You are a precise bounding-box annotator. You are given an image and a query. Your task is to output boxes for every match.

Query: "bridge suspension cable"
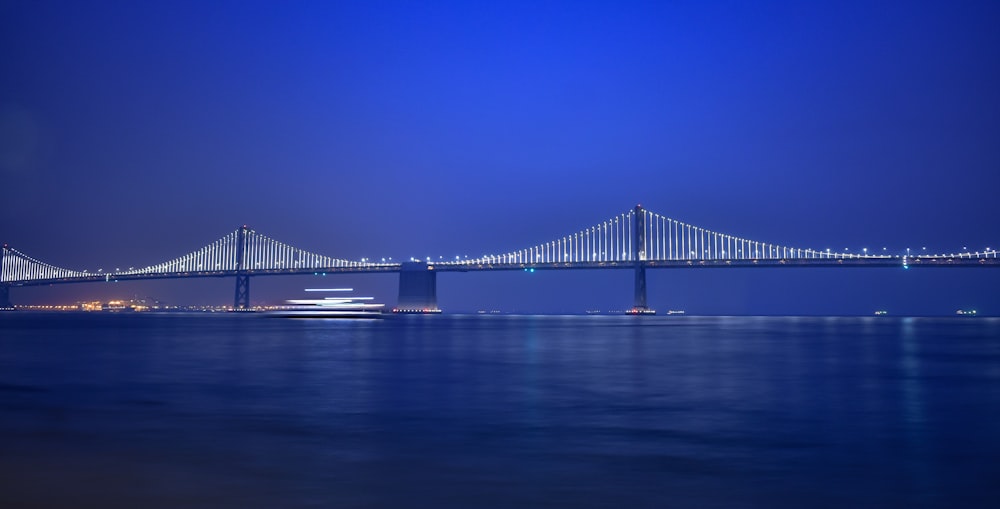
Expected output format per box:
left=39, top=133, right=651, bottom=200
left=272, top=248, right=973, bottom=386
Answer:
left=2, top=210, right=997, bottom=285
left=1, top=245, right=88, bottom=283
left=2, top=227, right=394, bottom=285
left=438, top=210, right=641, bottom=266
left=439, top=210, right=639, bottom=266
left=118, top=227, right=391, bottom=276
left=441, top=206, right=909, bottom=267
left=638, top=209, right=890, bottom=262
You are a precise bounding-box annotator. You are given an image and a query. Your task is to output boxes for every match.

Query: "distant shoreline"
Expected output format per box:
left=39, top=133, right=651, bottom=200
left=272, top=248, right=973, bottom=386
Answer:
left=1, top=309, right=994, bottom=319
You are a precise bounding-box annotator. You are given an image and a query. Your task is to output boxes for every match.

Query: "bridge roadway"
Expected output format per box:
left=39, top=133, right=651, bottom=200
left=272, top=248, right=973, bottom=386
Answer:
left=7, top=254, right=998, bottom=286
left=3, top=255, right=996, bottom=312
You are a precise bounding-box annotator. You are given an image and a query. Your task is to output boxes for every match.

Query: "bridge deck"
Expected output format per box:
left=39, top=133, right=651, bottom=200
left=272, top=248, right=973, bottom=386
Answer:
left=5, top=256, right=996, bottom=287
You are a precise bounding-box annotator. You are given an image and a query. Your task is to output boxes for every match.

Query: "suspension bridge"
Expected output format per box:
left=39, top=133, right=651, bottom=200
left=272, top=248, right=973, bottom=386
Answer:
left=2, top=205, right=997, bottom=312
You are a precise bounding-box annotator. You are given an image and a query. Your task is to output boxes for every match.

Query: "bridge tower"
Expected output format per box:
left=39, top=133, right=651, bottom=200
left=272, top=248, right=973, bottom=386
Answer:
left=396, top=262, right=439, bottom=312
left=632, top=204, right=651, bottom=313
left=0, top=245, right=12, bottom=310
left=233, top=225, right=251, bottom=310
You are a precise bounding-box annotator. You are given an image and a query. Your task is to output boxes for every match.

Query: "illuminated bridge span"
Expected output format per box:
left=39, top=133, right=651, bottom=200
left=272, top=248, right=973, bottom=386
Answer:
left=2, top=205, right=997, bottom=311
left=440, top=208, right=912, bottom=265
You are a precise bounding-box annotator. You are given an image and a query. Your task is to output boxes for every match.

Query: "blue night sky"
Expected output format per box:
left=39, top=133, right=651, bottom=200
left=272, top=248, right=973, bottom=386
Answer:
left=1, top=0, right=998, bottom=314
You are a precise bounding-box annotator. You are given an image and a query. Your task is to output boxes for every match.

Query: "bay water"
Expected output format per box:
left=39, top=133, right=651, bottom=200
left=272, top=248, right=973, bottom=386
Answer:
left=1, top=313, right=998, bottom=508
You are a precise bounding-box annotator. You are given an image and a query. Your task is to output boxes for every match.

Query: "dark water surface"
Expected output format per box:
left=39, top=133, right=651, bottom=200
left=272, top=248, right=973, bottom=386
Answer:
left=2, top=313, right=999, bottom=508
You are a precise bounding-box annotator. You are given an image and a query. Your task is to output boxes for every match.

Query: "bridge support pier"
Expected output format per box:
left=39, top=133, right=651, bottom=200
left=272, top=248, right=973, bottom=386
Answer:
left=234, top=275, right=251, bottom=310
left=0, top=285, right=13, bottom=311
left=395, top=262, right=439, bottom=313
left=633, top=265, right=648, bottom=312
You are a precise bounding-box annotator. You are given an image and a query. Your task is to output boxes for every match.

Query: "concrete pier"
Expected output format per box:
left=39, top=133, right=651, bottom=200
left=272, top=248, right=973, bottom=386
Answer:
left=395, top=262, right=439, bottom=312
left=0, top=285, right=13, bottom=310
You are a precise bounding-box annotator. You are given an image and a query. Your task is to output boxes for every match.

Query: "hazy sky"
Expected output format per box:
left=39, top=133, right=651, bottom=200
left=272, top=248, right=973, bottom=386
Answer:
left=2, top=0, right=998, bottom=314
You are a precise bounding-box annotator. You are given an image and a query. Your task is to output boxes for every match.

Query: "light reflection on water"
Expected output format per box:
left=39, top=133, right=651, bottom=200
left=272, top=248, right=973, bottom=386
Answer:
left=1, top=313, right=999, bottom=508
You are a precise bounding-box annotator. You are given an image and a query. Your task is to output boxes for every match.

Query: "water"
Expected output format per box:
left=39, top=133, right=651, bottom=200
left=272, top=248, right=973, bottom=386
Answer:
left=1, top=313, right=999, bottom=508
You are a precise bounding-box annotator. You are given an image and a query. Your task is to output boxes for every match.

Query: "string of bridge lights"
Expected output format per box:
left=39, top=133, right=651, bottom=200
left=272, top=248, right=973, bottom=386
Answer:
left=2, top=207, right=997, bottom=284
